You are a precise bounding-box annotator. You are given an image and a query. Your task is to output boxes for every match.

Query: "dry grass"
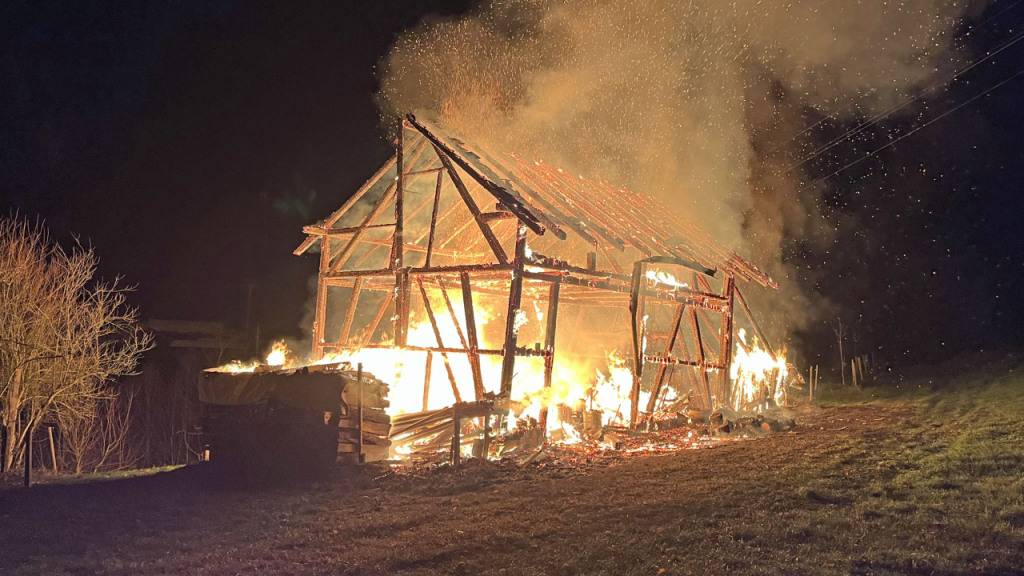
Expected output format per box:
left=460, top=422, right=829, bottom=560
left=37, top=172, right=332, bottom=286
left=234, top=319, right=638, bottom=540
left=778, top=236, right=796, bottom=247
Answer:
left=1, top=365, right=1022, bottom=575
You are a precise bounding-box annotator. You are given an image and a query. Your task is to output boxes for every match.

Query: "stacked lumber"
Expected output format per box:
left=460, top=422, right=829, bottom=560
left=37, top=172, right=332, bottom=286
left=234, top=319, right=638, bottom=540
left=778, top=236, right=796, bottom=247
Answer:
left=389, top=400, right=497, bottom=460
left=337, top=371, right=392, bottom=462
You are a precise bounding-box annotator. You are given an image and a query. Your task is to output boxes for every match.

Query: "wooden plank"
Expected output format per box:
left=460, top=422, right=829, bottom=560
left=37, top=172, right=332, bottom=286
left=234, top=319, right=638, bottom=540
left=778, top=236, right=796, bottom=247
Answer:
left=391, top=127, right=405, bottom=272
left=459, top=272, right=486, bottom=400
left=437, top=277, right=484, bottom=400
left=435, top=148, right=509, bottom=264
left=422, top=352, right=433, bottom=411
left=539, top=279, right=560, bottom=433
left=294, top=153, right=398, bottom=256
left=406, top=114, right=546, bottom=235
left=303, top=223, right=396, bottom=236
left=463, top=139, right=568, bottom=240
left=338, top=418, right=389, bottom=436
left=328, top=140, right=431, bottom=274
left=360, top=291, right=393, bottom=348
left=336, top=277, right=363, bottom=348
left=416, top=278, right=462, bottom=403
left=395, top=269, right=411, bottom=346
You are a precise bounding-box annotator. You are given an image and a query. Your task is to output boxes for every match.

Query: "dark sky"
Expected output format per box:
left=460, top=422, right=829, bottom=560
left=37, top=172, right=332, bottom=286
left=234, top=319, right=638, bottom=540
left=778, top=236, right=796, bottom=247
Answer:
left=2, top=0, right=1023, bottom=368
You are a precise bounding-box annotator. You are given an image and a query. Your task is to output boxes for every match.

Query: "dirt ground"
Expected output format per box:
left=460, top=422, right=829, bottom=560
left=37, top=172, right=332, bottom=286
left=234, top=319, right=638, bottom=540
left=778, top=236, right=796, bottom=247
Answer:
left=2, top=367, right=1023, bottom=575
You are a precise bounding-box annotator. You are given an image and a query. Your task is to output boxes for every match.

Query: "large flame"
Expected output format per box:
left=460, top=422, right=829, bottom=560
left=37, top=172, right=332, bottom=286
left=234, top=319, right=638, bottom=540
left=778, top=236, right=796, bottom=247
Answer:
left=206, top=339, right=291, bottom=374
left=208, top=290, right=791, bottom=458
left=729, top=328, right=788, bottom=411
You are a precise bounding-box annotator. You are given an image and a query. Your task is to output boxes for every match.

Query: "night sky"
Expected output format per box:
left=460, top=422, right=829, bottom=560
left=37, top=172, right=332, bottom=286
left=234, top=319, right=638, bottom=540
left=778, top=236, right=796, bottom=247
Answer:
left=3, top=1, right=1023, bottom=369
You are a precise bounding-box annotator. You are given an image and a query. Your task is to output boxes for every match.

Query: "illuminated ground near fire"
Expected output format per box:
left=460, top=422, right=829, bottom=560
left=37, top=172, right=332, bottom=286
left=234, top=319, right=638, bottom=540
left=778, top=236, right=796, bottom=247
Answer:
left=2, top=360, right=1022, bottom=575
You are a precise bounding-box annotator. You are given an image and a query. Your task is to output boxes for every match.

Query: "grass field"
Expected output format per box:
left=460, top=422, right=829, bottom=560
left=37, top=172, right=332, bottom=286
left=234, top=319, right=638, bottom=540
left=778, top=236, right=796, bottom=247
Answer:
left=2, top=359, right=1022, bottom=575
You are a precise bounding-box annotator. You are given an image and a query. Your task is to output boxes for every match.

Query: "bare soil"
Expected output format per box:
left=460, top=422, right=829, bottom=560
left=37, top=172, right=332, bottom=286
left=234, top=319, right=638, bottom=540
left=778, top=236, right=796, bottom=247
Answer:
left=2, top=369, right=1023, bottom=575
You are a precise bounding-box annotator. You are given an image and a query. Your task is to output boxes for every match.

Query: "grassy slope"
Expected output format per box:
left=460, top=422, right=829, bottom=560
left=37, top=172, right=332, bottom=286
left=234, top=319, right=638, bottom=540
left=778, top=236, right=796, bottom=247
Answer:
left=1, top=365, right=1022, bottom=575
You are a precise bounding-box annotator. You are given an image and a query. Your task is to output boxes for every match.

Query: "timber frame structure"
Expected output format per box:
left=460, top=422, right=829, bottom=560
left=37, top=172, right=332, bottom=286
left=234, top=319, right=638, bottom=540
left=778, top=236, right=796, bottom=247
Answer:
left=295, top=113, right=778, bottom=430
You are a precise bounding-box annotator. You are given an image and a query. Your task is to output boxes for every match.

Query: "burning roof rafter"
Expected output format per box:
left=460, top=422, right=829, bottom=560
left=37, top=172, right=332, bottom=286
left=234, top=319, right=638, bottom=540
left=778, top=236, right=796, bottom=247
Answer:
left=295, top=114, right=777, bottom=290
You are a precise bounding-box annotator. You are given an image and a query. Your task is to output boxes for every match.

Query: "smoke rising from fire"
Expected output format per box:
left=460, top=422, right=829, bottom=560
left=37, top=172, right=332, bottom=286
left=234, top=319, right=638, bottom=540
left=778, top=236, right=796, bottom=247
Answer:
left=377, top=0, right=981, bottom=348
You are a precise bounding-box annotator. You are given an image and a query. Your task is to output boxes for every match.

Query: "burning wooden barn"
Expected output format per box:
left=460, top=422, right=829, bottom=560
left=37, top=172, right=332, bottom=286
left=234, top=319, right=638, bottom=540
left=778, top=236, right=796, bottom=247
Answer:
left=294, top=113, right=786, bottom=459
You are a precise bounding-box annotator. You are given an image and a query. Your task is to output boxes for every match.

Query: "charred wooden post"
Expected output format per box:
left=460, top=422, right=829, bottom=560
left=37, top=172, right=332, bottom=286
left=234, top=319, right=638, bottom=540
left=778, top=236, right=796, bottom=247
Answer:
left=395, top=269, right=411, bottom=347
left=539, top=280, right=561, bottom=433
left=459, top=272, right=486, bottom=400
left=424, top=169, right=444, bottom=268
left=481, top=413, right=491, bottom=458
left=357, top=364, right=365, bottom=464
left=718, top=275, right=736, bottom=406
left=313, top=231, right=332, bottom=359
left=499, top=224, right=528, bottom=397
left=451, top=404, right=461, bottom=466
left=628, top=261, right=645, bottom=429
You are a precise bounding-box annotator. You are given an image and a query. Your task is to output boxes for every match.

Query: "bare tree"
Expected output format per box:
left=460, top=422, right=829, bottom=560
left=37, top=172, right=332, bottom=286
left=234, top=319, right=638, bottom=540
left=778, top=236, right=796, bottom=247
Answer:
left=0, top=217, right=152, bottom=473
left=58, top=388, right=140, bottom=473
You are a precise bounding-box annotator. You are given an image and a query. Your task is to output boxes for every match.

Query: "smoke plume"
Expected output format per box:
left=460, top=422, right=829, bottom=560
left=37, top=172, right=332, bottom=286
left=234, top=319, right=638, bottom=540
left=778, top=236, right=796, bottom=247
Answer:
left=377, top=0, right=980, bottom=348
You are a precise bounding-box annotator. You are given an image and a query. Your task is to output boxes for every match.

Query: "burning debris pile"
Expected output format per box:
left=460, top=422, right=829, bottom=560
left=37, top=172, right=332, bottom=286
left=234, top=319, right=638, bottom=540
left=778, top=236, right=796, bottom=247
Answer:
left=200, top=351, right=393, bottom=469
left=204, top=329, right=795, bottom=469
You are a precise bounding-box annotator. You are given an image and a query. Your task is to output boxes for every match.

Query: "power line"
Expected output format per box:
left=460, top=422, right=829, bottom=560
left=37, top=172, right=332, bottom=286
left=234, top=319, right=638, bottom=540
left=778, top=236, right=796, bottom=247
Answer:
left=810, top=68, right=1024, bottom=185
left=779, top=1, right=1024, bottom=167
left=790, top=25, right=1024, bottom=173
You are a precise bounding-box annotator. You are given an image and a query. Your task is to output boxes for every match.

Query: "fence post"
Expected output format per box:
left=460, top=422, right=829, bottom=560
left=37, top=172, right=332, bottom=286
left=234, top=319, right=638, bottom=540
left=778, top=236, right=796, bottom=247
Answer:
left=47, top=425, right=58, bottom=473
left=24, top=422, right=33, bottom=488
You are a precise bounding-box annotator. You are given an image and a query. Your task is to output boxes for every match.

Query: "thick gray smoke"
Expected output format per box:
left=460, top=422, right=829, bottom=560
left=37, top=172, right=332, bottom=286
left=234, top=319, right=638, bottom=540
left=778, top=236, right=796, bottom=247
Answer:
left=377, top=0, right=981, bottom=347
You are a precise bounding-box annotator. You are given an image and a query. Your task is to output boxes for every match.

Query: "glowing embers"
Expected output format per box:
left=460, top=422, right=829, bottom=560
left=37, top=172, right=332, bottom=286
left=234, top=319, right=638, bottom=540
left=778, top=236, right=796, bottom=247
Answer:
left=645, top=269, right=689, bottom=290
left=205, top=339, right=292, bottom=374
